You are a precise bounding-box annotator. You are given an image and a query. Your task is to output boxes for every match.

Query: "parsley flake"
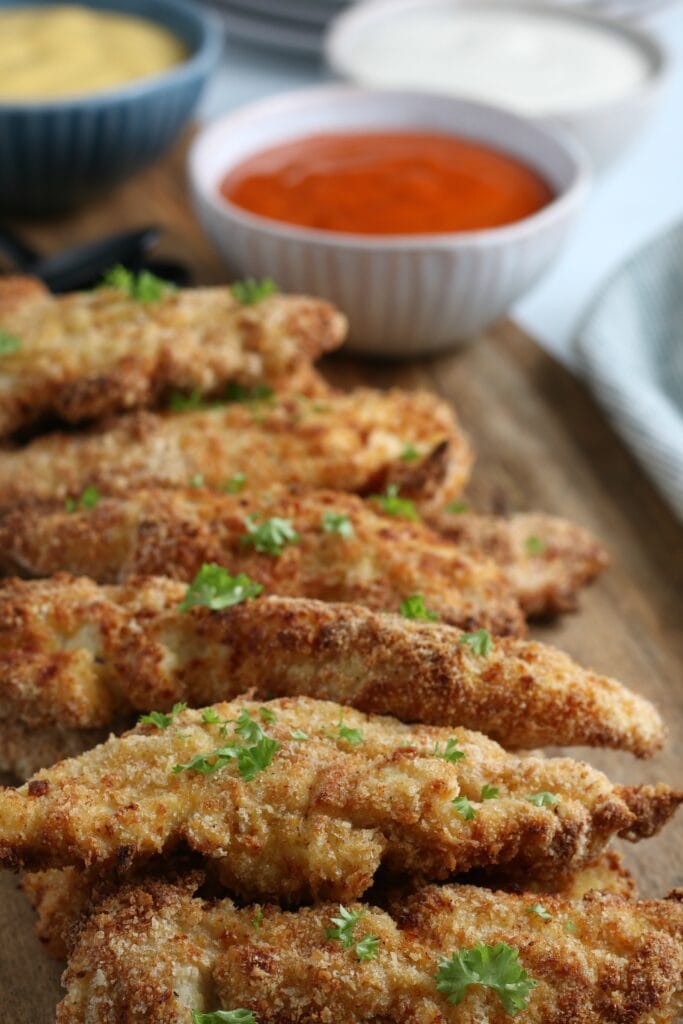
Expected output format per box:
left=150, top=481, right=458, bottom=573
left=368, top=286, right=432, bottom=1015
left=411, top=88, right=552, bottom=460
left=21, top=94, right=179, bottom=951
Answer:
left=436, top=942, right=537, bottom=1015
left=400, top=443, right=420, bottom=462
left=458, top=629, right=493, bottom=657
left=224, top=381, right=274, bottom=404
left=564, top=920, right=577, bottom=934
left=371, top=484, right=419, bottom=521
left=242, top=515, right=299, bottom=556
left=65, top=484, right=101, bottom=512
left=192, top=1011, right=257, bottom=1024
left=399, top=594, right=439, bottom=622
left=322, top=511, right=355, bottom=538
left=432, top=738, right=465, bottom=763
left=356, top=934, right=380, bottom=961
left=179, top=565, right=263, bottom=612
left=139, top=702, right=187, bottom=730
left=525, top=535, right=546, bottom=556
left=336, top=716, right=363, bottom=747
left=189, top=473, right=205, bottom=488
left=101, top=265, right=176, bottom=302
left=234, top=709, right=268, bottom=744
left=202, top=707, right=232, bottom=737
left=168, top=388, right=204, bottom=412
left=173, top=733, right=279, bottom=781
left=290, top=729, right=309, bottom=741
left=526, top=903, right=553, bottom=921
left=325, top=905, right=365, bottom=948
left=445, top=500, right=469, bottom=514
left=0, top=330, right=21, bottom=355
left=251, top=907, right=263, bottom=929
left=259, top=706, right=276, bottom=724
left=481, top=783, right=499, bottom=800
left=452, top=796, right=477, bottom=820
left=526, top=791, right=559, bottom=807
left=231, top=278, right=278, bottom=305
left=222, top=473, right=247, bottom=494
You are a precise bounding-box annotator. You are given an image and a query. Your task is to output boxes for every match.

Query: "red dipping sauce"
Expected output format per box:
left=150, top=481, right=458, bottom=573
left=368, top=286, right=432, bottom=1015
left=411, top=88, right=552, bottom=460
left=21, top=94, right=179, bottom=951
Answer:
left=220, top=131, right=554, bottom=236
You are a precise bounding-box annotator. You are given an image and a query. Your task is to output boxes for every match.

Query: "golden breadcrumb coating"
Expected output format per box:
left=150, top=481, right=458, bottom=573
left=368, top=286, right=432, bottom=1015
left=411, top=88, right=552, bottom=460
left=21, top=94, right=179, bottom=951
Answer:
left=427, top=510, right=609, bottom=616
left=0, top=488, right=523, bottom=636
left=0, top=575, right=664, bottom=776
left=0, top=698, right=678, bottom=901
left=0, top=275, right=346, bottom=437
left=55, top=877, right=683, bottom=1023
left=20, top=850, right=637, bottom=962
left=0, top=387, right=472, bottom=512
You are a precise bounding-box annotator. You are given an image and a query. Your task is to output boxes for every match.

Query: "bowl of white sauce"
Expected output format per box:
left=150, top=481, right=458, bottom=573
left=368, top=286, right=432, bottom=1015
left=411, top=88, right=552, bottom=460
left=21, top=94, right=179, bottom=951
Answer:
left=326, top=0, right=667, bottom=169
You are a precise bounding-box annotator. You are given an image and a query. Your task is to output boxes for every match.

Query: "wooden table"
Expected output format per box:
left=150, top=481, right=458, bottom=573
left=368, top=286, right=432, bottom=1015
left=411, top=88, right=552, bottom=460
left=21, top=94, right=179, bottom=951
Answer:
left=1, top=137, right=682, bottom=1024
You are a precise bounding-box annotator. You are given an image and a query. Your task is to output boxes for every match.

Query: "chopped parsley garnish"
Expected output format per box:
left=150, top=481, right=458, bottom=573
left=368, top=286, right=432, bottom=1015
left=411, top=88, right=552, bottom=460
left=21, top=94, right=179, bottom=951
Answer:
left=173, top=733, right=279, bottom=781
left=0, top=330, right=21, bottom=355
left=525, top=535, right=546, bottom=556
left=139, top=702, right=187, bottom=730
left=436, top=942, right=537, bottom=1015
left=400, top=443, right=420, bottom=461
left=259, top=706, right=276, bottom=724
left=321, top=511, right=355, bottom=538
left=452, top=796, right=477, bottom=820
left=458, top=629, right=493, bottom=657
left=100, top=265, right=176, bottom=302
left=65, top=484, right=101, bottom=512
left=564, top=920, right=577, bottom=934
left=370, top=484, right=419, bottom=521
left=231, top=277, right=278, bottom=305
left=526, top=791, right=559, bottom=808
left=192, top=1011, right=257, bottom=1024
left=179, top=564, right=263, bottom=612
left=290, top=728, right=309, bottom=741
left=480, top=783, right=499, bottom=800
left=242, top=515, right=299, bottom=556
left=355, top=934, right=380, bottom=961
left=399, top=593, right=439, bottom=622
left=234, top=708, right=269, bottom=743
left=202, top=707, right=232, bottom=737
left=432, top=738, right=465, bottom=762
left=224, top=381, right=274, bottom=404
left=222, top=473, right=247, bottom=494
left=168, top=388, right=204, bottom=412
left=189, top=473, right=205, bottom=488
left=445, top=500, right=469, bottom=514
left=335, top=715, right=363, bottom=747
left=526, top=903, right=552, bottom=921
left=251, top=907, right=263, bottom=929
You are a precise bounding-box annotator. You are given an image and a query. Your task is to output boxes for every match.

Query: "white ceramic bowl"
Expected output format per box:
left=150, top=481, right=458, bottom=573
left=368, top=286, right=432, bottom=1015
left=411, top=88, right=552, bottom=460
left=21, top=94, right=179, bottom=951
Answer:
left=326, top=0, right=667, bottom=171
left=189, top=86, right=589, bottom=357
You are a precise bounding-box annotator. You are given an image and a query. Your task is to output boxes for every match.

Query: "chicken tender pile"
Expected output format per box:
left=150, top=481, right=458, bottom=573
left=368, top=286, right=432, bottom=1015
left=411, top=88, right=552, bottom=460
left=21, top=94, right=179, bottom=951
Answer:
left=0, top=275, right=679, bottom=1024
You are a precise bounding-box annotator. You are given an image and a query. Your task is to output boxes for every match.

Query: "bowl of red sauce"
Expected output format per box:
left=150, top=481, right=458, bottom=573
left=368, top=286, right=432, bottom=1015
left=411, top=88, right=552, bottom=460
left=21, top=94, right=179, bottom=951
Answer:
left=189, top=87, right=589, bottom=355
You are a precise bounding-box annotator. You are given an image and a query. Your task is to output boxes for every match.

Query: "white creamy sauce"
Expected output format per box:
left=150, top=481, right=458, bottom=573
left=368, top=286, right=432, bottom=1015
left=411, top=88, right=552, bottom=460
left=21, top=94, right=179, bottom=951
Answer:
left=346, top=8, right=651, bottom=115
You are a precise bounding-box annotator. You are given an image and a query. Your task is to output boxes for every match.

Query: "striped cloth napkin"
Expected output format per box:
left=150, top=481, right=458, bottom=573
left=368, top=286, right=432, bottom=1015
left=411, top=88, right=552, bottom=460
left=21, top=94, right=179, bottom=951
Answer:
left=575, top=221, right=683, bottom=522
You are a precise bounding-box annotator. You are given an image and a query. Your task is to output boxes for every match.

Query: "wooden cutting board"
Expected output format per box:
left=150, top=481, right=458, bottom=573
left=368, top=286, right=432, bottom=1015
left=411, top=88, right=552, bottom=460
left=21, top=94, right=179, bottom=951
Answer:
left=1, top=134, right=682, bottom=1024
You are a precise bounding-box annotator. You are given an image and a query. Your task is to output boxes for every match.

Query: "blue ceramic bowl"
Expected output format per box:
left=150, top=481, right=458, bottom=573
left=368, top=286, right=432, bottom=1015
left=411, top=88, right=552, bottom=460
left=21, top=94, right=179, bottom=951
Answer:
left=0, top=0, right=222, bottom=215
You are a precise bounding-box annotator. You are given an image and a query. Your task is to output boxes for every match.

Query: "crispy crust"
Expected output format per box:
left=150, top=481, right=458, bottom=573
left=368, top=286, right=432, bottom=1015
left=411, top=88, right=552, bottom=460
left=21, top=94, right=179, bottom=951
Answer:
left=0, top=388, right=472, bottom=512
left=0, top=576, right=664, bottom=769
left=0, top=488, right=523, bottom=636
left=427, top=510, right=610, bottom=617
left=21, top=851, right=637, bottom=962
left=55, top=878, right=683, bottom=1023
left=0, top=697, right=678, bottom=898
left=0, top=276, right=346, bottom=437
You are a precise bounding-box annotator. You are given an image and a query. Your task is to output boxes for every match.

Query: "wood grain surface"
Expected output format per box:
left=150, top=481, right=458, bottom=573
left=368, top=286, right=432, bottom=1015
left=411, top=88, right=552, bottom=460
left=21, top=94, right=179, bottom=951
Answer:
left=1, top=134, right=681, bottom=1023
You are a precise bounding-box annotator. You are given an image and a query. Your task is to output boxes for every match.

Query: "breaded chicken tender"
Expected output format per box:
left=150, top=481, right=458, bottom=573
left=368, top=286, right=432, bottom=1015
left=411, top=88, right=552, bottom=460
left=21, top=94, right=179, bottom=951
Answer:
left=0, top=488, right=523, bottom=637
left=427, top=510, right=609, bottom=616
left=0, top=275, right=346, bottom=437
left=55, top=877, right=683, bottom=1024
left=0, top=698, right=678, bottom=901
left=0, top=575, right=664, bottom=780
left=0, top=387, right=472, bottom=512
left=20, top=850, right=637, bottom=961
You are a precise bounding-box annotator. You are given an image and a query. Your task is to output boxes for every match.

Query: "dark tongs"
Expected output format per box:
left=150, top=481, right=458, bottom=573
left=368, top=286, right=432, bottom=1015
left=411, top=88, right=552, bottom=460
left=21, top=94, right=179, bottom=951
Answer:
left=0, top=224, right=190, bottom=292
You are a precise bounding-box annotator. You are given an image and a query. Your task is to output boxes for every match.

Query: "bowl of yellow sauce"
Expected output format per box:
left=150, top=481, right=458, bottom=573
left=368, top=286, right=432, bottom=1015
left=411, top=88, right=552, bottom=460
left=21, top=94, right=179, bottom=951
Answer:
left=0, top=0, right=221, bottom=214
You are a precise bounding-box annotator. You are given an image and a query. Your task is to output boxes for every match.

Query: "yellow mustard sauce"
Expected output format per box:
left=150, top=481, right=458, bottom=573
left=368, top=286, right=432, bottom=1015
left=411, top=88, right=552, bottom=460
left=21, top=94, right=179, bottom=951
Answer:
left=0, top=4, right=187, bottom=99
